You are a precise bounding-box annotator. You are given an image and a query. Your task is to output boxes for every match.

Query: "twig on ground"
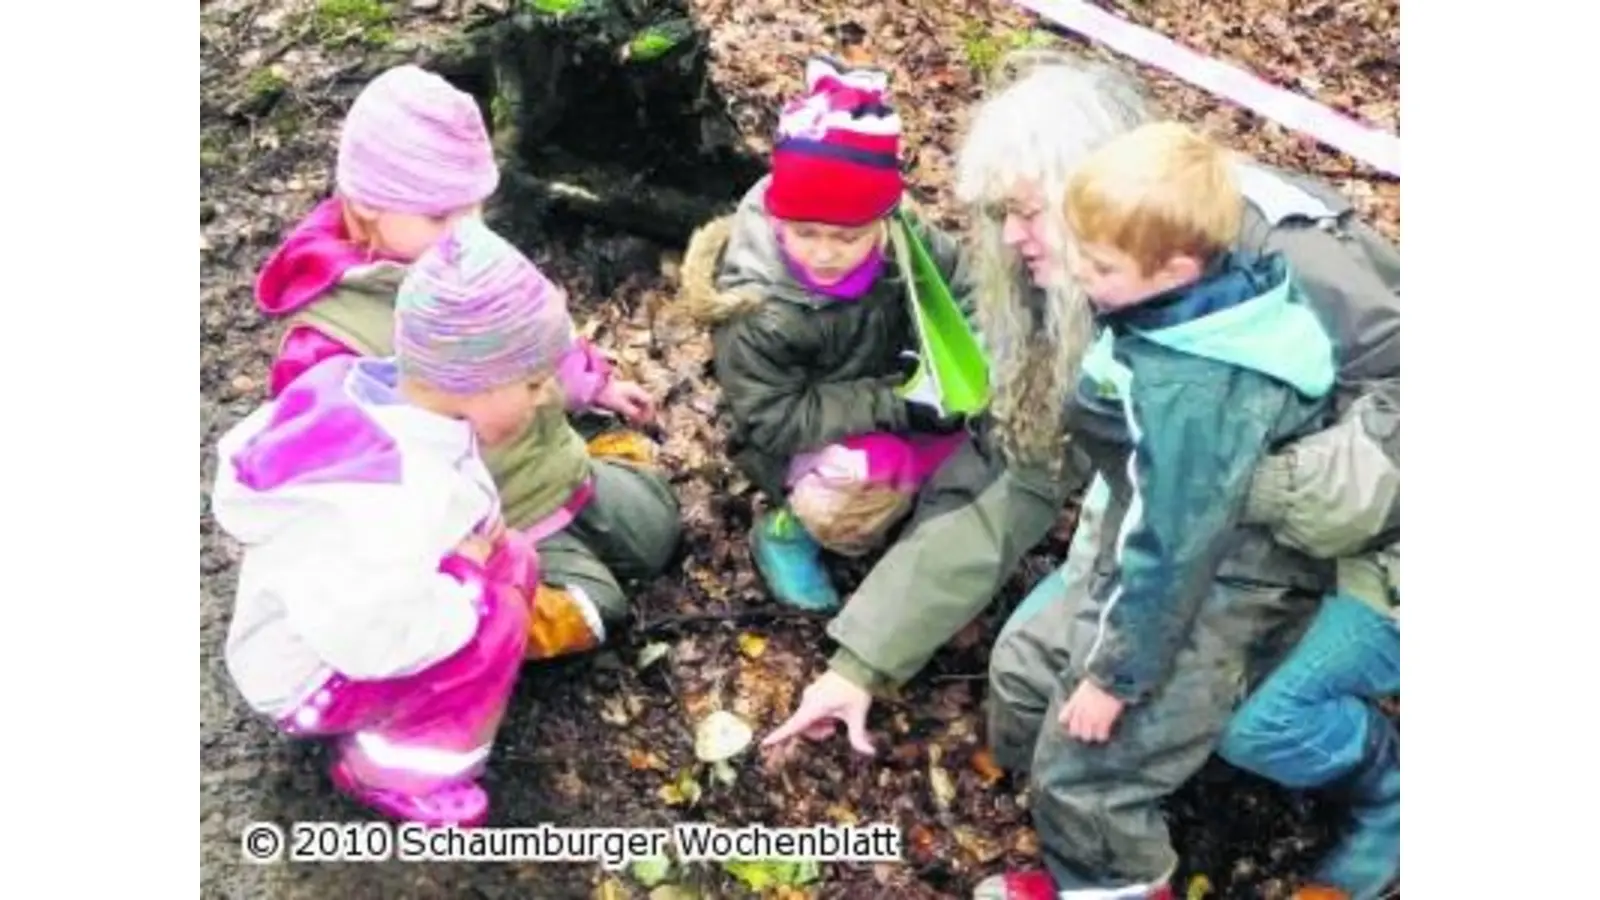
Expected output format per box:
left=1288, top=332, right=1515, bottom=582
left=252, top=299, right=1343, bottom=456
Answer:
left=634, top=606, right=831, bottom=636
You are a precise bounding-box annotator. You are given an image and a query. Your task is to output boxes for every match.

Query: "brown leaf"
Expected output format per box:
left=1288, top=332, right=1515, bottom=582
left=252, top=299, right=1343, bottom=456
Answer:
left=970, top=748, right=1004, bottom=788
left=825, top=803, right=859, bottom=825
left=889, top=742, right=923, bottom=765
left=599, top=696, right=632, bottom=727
left=627, top=749, right=668, bottom=772
left=951, top=825, right=1005, bottom=864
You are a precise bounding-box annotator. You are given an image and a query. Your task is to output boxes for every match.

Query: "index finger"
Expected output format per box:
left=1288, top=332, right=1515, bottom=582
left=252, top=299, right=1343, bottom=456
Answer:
left=761, top=707, right=825, bottom=747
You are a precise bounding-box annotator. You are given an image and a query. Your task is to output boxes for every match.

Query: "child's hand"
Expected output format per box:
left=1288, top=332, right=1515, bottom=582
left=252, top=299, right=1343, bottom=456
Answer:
left=1059, top=678, right=1126, bottom=743
left=596, top=379, right=657, bottom=425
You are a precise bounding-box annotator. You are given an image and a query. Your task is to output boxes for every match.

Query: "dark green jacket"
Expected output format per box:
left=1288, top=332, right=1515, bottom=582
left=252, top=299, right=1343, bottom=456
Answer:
left=1076, top=251, right=1335, bottom=703
left=682, top=176, right=971, bottom=499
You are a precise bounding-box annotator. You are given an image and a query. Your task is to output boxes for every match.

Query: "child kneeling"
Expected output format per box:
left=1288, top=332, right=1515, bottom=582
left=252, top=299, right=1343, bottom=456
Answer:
left=682, top=57, right=969, bottom=611
left=211, top=220, right=608, bottom=825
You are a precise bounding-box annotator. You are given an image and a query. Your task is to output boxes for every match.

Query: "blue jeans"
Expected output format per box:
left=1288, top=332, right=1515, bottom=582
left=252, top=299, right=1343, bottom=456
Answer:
left=1219, top=594, right=1398, bottom=786
left=1218, top=593, right=1400, bottom=898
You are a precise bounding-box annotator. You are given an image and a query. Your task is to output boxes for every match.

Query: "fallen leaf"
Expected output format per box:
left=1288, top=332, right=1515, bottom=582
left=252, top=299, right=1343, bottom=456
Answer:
left=825, top=804, right=858, bottom=825
left=627, top=749, right=669, bottom=772
left=928, top=745, right=957, bottom=810
left=908, top=825, right=937, bottom=860
left=929, top=765, right=956, bottom=810
left=631, top=854, right=674, bottom=887
left=1186, top=874, right=1214, bottom=900
left=970, top=748, right=1004, bottom=787
left=657, top=768, right=703, bottom=808
left=593, top=876, right=628, bottom=900
left=1011, top=828, right=1040, bottom=858
left=736, top=632, right=768, bottom=659
left=721, top=858, right=821, bottom=891
left=637, top=641, right=671, bottom=670
left=694, top=710, right=754, bottom=763
left=951, top=826, right=1005, bottom=864
left=649, top=887, right=701, bottom=900
left=600, top=696, right=632, bottom=727
left=890, top=742, right=923, bottom=765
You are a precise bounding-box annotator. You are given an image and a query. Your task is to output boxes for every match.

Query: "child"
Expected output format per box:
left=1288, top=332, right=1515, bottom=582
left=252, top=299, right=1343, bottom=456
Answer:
left=253, top=63, right=681, bottom=644
left=976, top=121, right=1338, bottom=900
left=681, top=56, right=971, bottom=611
left=209, top=219, right=581, bottom=826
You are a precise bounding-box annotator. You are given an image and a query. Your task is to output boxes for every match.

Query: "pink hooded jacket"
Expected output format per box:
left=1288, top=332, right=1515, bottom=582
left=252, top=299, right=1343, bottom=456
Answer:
left=254, top=198, right=615, bottom=404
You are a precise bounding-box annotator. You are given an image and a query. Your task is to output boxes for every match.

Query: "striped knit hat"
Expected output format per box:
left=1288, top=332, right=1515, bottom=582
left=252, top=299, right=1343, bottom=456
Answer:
left=336, top=64, right=499, bottom=216
left=764, top=56, right=904, bottom=227
left=395, top=218, right=574, bottom=394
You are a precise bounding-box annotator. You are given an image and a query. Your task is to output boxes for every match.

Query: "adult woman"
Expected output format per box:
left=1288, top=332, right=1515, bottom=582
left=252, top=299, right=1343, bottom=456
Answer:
left=760, top=50, right=1399, bottom=900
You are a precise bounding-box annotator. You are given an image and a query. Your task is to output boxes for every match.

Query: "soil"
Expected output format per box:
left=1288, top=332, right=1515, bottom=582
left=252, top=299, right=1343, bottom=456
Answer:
left=199, top=1, right=1398, bottom=897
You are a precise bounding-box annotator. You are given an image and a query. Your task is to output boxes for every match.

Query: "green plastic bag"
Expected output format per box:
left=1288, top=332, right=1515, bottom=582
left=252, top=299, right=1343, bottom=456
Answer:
left=889, top=216, right=990, bottom=416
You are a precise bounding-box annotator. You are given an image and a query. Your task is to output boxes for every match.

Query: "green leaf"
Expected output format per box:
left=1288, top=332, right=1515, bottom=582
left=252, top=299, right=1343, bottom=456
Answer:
left=657, top=767, right=702, bottom=808
left=630, top=855, right=674, bottom=887
left=626, top=19, right=694, bottom=62
left=720, top=859, right=822, bottom=891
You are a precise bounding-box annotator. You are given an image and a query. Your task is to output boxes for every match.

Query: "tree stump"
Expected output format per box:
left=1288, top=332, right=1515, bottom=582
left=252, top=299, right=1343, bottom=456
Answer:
left=419, top=0, right=767, bottom=248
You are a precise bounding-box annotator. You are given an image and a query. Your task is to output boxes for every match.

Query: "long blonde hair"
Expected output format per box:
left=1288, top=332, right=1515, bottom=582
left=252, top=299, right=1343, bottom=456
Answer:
left=954, top=51, right=1156, bottom=468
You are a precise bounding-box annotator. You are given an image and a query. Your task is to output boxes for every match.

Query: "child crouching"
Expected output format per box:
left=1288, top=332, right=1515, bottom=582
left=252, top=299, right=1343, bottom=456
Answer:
left=680, top=57, right=971, bottom=611
left=251, top=63, right=680, bottom=626
left=210, top=219, right=602, bottom=826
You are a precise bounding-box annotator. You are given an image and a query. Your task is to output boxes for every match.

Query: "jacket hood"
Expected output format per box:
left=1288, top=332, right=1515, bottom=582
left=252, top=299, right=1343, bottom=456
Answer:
left=254, top=198, right=407, bottom=317
left=1134, top=253, right=1336, bottom=398
left=210, top=355, right=404, bottom=546
left=679, top=213, right=765, bottom=326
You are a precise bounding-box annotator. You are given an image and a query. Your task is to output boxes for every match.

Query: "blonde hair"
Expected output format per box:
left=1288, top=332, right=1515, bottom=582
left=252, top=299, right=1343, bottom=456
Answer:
left=1064, top=121, right=1241, bottom=275
left=953, top=50, right=1155, bottom=467
left=339, top=195, right=386, bottom=258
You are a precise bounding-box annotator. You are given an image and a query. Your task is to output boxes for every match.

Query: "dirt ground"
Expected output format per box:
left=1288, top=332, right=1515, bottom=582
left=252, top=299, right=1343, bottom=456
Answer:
left=199, top=1, right=1398, bottom=897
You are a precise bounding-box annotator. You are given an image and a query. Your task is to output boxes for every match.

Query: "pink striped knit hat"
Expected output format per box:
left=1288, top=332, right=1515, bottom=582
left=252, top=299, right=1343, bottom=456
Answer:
left=765, top=56, right=904, bottom=226
left=336, top=65, right=499, bottom=216
left=394, top=218, right=574, bottom=394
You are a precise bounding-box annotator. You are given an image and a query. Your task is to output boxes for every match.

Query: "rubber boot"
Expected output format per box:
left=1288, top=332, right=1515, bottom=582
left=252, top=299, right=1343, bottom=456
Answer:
left=1312, top=707, right=1400, bottom=900
left=972, top=869, right=1175, bottom=900
left=749, top=507, right=840, bottom=612
left=525, top=584, right=606, bottom=660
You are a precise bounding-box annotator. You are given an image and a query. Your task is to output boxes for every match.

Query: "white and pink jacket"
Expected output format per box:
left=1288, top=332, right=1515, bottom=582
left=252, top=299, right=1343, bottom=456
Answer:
left=210, top=354, right=530, bottom=719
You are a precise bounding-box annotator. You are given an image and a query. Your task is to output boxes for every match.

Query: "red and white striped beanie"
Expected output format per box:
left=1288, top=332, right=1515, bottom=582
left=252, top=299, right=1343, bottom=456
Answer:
left=764, top=56, right=904, bottom=227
